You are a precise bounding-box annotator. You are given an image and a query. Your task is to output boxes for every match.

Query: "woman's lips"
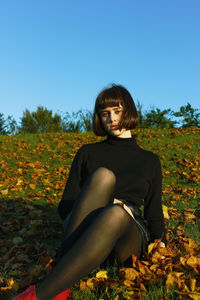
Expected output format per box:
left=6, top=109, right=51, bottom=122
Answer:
left=111, top=125, right=118, bottom=129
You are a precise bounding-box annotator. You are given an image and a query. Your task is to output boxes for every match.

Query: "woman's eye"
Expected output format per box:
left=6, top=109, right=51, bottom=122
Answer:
left=101, top=113, right=108, bottom=117
left=115, top=110, right=121, bottom=114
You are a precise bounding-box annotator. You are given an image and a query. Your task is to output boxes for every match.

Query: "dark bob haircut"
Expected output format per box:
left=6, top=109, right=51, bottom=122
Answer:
left=92, top=84, right=139, bottom=136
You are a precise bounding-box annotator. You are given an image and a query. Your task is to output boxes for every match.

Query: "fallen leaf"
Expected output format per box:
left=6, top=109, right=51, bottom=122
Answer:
left=162, top=205, right=170, bottom=219
left=1, top=189, right=8, bottom=195
left=29, top=184, right=36, bottom=190
left=96, top=270, right=108, bottom=279
left=119, top=268, right=139, bottom=281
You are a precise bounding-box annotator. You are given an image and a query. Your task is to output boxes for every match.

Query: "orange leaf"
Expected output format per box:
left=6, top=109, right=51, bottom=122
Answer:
left=29, top=184, right=36, bottom=190
left=166, top=272, right=184, bottom=292
left=80, top=280, right=87, bottom=291
left=140, top=283, right=147, bottom=291
left=119, top=268, right=139, bottom=281
left=123, top=279, right=134, bottom=288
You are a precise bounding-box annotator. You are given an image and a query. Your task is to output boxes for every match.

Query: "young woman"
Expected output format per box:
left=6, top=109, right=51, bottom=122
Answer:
left=14, top=84, right=166, bottom=300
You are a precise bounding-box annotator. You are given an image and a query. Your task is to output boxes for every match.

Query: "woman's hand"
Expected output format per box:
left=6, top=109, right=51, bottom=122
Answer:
left=158, top=241, right=166, bottom=260
left=158, top=242, right=165, bottom=248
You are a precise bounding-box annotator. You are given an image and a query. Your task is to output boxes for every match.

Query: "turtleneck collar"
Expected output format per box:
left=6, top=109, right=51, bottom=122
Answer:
left=105, top=134, right=139, bottom=148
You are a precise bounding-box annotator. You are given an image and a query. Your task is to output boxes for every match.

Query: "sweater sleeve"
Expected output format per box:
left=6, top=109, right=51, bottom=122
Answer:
left=58, top=145, right=87, bottom=220
left=144, top=155, right=166, bottom=244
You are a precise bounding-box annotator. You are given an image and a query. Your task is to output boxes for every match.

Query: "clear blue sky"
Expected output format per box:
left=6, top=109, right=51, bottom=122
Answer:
left=1, top=0, right=200, bottom=124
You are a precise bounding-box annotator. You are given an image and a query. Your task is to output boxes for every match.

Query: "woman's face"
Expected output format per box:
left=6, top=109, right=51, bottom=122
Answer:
left=99, top=104, right=130, bottom=137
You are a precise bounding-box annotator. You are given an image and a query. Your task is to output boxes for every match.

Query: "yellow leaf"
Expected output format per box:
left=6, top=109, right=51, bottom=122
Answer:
left=188, top=292, right=200, bottom=300
left=184, top=212, right=196, bottom=219
left=1, top=189, right=8, bottom=195
left=150, top=264, right=159, bottom=271
left=96, top=270, right=108, bottom=278
left=188, top=238, right=199, bottom=249
left=86, top=278, right=96, bottom=291
left=148, top=242, right=155, bottom=254
left=123, top=279, right=134, bottom=288
left=119, top=268, right=139, bottom=281
left=16, top=179, right=23, bottom=186
left=166, top=272, right=184, bottom=292
left=43, top=179, right=50, bottom=185
left=18, top=168, right=23, bottom=174
left=7, top=278, right=15, bottom=287
left=180, top=256, right=187, bottom=267
left=122, top=290, right=134, bottom=299
left=0, top=278, right=18, bottom=291
left=162, top=205, right=170, bottom=219
left=186, top=256, right=200, bottom=268
left=190, top=278, right=196, bottom=292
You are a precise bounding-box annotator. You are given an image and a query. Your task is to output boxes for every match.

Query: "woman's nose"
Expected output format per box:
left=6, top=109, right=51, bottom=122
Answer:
left=110, top=113, right=115, bottom=122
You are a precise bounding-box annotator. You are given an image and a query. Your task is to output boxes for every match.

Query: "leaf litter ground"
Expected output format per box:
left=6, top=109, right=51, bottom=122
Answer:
left=0, top=128, right=200, bottom=299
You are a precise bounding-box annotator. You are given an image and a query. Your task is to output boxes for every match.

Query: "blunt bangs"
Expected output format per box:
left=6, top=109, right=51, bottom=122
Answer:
left=96, top=97, right=122, bottom=111
left=92, top=84, right=139, bottom=136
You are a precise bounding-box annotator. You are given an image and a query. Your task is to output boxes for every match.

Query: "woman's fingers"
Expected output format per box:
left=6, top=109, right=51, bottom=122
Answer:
left=158, top=241, right=165, bottom=248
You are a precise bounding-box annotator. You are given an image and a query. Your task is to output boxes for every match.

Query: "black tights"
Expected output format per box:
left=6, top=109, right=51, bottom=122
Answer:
left=36, top=168, right=143, bottom=300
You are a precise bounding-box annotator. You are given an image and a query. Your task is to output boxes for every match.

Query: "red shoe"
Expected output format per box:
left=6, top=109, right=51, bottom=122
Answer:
left=13, top=284, right=72, bottom=299
left=12, top=285, right=36, bottom=299
left=52, top=288, right=71, bottom=299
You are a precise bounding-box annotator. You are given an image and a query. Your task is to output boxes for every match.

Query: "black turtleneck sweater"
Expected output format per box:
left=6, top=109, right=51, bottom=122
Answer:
left=58, top=135, right=166, bottom=243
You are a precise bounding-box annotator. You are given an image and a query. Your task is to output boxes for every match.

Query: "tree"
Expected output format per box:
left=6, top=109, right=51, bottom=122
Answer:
left=0, top=113, right=6, bottom=134
left=135, top=100, right=145, bottom=127
left=5, top=116, right=17, bottom=135
left=19, top=106, right=63, bottom=133
left=141, top=107, right=176, bottom=128
left=77, top=109, right=93, bottom=132
left=62, top=109, right=93, bottom=133
left=62, top=111, right=83, bottom=133
left=173, top=102, right=200, bottom=128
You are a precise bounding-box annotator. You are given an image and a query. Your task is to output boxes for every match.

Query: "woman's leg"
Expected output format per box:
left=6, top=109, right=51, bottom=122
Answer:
left=55, top=167, right=116, bottom=260
left=63, top=167, right=116, bottom=238
left=35, top=205, right=142, bottom=300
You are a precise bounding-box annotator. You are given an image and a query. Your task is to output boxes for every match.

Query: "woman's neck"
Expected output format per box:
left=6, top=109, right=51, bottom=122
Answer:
left=112, top=129, right=132, bottom=138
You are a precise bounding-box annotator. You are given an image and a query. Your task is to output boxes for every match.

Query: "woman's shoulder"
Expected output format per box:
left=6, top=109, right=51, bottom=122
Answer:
left=77, top=140, right=105, bottom=153
left=139, top=147, right=160, bottom=163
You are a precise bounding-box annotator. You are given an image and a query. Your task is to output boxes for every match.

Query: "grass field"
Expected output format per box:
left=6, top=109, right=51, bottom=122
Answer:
left=0, top=127, right=200, bottom=299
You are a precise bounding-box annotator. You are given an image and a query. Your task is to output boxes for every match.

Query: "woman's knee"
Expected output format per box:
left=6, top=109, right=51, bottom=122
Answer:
left=90, top=167, right=116, bottom=189
left=101, top=204, right=130, bottom=230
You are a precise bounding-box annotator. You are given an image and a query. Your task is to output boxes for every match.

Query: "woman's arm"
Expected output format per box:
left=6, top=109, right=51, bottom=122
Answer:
left=144, top=155, right=166, bottom=244
left=58, top=145, right=87, bottom=220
